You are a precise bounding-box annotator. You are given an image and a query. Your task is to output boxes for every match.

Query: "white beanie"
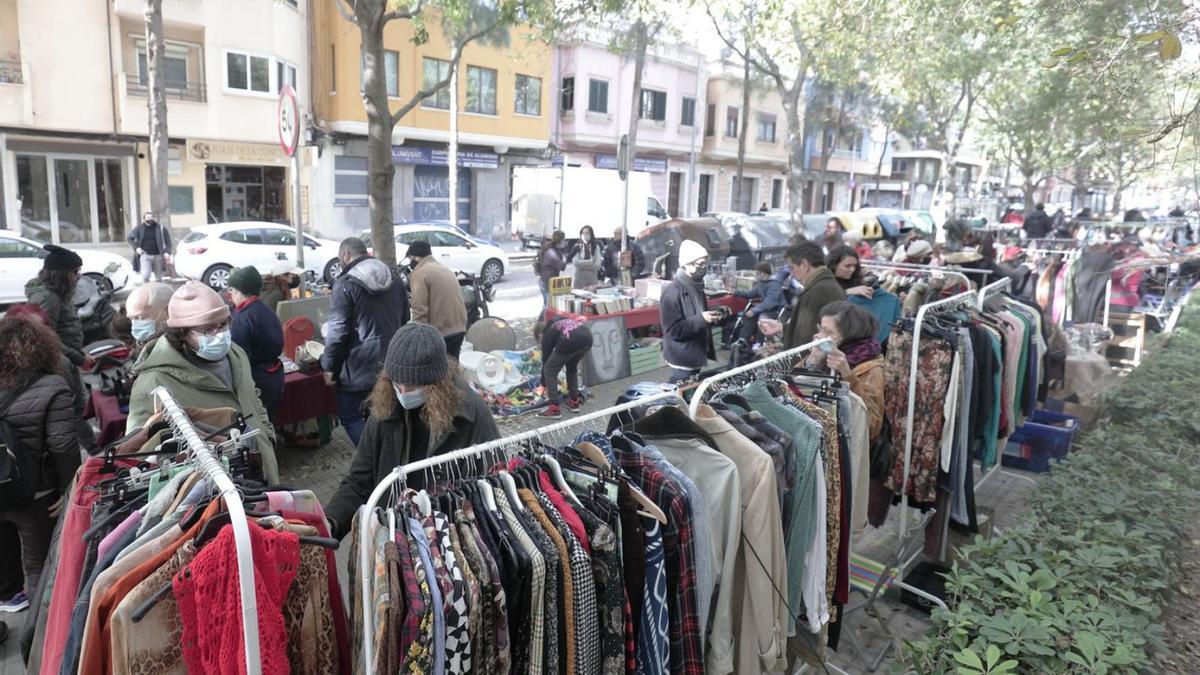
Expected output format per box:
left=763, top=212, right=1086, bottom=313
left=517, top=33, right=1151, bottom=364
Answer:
left=677, top=239, right=709, bottom=266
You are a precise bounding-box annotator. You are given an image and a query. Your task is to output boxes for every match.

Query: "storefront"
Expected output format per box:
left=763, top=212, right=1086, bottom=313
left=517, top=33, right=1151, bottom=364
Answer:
left=392, top=143, right=498, bottom=228
left=1, top=135, right=137, bottom=246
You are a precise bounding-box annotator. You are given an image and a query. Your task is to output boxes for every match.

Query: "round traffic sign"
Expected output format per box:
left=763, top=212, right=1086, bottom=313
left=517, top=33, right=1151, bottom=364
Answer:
left=277, top=86, right=300, bottom=157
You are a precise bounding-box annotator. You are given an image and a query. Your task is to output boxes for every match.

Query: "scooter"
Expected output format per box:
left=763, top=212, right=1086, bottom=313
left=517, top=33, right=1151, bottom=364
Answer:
left=725, top=302, right=789, bottom=368
left=458, top=271, right=495, bottom=327
left=74, top=276, right=115, bottom=344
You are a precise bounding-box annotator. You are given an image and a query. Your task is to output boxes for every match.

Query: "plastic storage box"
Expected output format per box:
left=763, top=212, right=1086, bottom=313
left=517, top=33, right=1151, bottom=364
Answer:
left=1001, top=409, right=1080, bottom=473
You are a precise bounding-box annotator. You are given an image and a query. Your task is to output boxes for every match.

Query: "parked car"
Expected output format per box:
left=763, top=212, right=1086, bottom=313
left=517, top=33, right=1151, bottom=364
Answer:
left=383, top=224, right=509, bottom=284
left=174, top=222, right=343, bottom=289
left=0, top=231, right=133, bottom=305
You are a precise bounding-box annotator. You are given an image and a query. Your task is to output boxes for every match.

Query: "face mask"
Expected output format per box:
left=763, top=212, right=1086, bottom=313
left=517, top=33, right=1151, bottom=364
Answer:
left=131, top=318, right=157, bottom=343
left=287, top=277, right=301, bottom=289
left=194, top=330, right=232, bottom=362
left=393, top=384, right=427, bottom=410
left=690, top=265, right=707, bottom=282
left=582, top=234, right=592, bottom=243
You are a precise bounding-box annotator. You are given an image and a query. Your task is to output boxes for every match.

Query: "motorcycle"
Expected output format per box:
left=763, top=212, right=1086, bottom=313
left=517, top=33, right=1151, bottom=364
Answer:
left=458, top=271, right=495, bottom=327
left=74, top=276, right=115, bottom=345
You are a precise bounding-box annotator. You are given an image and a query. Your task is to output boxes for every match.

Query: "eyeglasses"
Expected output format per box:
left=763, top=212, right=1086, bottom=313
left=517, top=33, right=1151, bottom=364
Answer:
left=190, top=319, right=231, bottom=337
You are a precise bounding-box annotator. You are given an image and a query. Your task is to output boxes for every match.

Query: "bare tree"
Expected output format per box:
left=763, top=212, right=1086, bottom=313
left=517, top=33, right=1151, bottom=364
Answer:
left=732, top=41, right=753, bottom=213
left=144, top=0, right=170, bottom=231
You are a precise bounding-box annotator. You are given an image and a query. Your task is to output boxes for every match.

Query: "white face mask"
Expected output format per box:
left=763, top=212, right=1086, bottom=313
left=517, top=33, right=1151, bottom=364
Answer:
left=393, top=383, right=427, bottom=410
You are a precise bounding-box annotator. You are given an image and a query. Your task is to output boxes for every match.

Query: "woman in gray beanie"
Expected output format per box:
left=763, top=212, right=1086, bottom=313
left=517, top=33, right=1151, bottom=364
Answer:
left=323, top=322, right=499, bottom=539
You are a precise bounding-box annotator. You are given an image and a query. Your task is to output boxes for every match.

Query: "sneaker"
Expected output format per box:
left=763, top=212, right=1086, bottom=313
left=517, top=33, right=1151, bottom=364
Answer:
left=566, top=395, right=584, bottom=413
left=0, top=592, right=28, bottom=613
left=539, top=404, right=562, bottom=419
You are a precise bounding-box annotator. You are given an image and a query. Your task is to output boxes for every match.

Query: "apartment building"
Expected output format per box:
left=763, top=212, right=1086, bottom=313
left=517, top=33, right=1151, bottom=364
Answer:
left=551, top=29, right=705, bottom=218
left=697, top=66, right=791, bottom=215
left=0, top=0, right=310, bottom=245
left=802, top=120, right=893, bottom=213
left=310, top=5, right=552, bottom=240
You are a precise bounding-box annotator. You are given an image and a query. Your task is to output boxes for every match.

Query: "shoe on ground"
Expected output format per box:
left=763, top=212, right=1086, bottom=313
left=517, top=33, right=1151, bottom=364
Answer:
left=566, top=396, right=583, bottom=413
left=0, top=592, right=28, bottom=613
left=539, top=404, right=562, bottom=418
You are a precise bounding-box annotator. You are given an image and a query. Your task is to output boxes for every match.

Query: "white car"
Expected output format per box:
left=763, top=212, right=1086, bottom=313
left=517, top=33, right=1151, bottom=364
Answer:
left=0, top=231, right=133, bottom=305
left=363, top=224, right=509, bottom=283
left=174, top=222, right=343, bottom=289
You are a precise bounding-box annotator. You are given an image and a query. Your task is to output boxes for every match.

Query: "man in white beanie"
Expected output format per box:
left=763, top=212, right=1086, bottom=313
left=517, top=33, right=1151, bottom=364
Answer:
left=659, top=239, right=720, bottom=383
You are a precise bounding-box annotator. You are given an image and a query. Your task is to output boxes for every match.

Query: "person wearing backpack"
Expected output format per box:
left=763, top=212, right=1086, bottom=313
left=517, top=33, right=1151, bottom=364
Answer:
left=0, top=315, right=83, bottom=601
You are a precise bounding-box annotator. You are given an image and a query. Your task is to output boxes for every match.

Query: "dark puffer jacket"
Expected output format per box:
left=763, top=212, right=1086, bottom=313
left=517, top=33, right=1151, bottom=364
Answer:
left=24, top=277, right=85, bottom=366
left=0, top=373, right=81, bottom=494
left=320, top=257, right=410, bottom=393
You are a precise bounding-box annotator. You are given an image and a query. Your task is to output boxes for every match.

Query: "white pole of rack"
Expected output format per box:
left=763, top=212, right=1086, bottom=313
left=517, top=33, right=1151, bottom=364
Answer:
left=151, top=386, right=261, bottom=675
left=687, top=338, right=825, bottom=419
left=357, top=388, right=682, bottom=674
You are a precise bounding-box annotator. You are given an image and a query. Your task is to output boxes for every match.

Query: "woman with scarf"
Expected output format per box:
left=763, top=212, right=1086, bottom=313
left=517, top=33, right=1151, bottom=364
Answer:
left=566, top=225, right=603, bottom=288
left=808, top=301, right=885, bottom=444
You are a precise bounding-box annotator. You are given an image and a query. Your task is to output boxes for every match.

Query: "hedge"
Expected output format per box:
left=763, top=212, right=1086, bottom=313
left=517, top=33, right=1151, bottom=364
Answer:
left=904, top=299, right=1200, bottom=674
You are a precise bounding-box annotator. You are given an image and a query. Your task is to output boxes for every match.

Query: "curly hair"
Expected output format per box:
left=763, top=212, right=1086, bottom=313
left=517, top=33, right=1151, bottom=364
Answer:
left=0, top=316, right=63, bottom=390
left=37, top=268, right=77, bottom=298
left=368, top=365, right=463, bottom=439
left=3, top=303, right=52, bottom=327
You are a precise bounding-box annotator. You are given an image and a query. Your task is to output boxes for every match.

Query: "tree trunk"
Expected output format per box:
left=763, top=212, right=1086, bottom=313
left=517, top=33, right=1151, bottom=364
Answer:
left=733, top=45, right=752, bottom=213
left=143, top=0, right=170, bottom=230
left=360, top=17, right=398, bottom=265
left=784, top=98, right=806, bottom=228
left=813, top=88, right=847, bottom=212
left=625, top=20, right=648, bottom=169
left=872, top=119, right=891, bottom=206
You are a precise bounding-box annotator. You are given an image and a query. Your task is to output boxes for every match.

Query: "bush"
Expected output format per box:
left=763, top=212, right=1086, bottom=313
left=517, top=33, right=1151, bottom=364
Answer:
left=904, top=305, right=1200, bottom=674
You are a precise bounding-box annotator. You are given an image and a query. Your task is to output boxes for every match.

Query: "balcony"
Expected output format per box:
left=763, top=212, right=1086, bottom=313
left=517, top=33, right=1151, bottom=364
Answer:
left=125, top=77, right=206, bottom=103
left=0, top=60, right=20, bottom=85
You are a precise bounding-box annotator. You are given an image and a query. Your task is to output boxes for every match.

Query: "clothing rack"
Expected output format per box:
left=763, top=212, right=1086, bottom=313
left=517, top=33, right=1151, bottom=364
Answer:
left=974, top=276, right=1012, bottom=492
left=686, top=338, right=827, bottom=418
left=150, top=386, right=262, bottom=675
left=355, top=389, right=683, bottom=674
left=860, top=260, right=986, bottom=289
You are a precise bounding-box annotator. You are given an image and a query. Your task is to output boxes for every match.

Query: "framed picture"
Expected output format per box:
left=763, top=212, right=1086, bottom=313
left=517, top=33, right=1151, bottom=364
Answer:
left=582, top=315, right=630, bottom=386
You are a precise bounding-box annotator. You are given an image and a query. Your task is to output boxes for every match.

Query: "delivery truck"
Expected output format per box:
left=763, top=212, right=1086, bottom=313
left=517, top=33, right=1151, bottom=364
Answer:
left=512, top=165, right=668, bottom=248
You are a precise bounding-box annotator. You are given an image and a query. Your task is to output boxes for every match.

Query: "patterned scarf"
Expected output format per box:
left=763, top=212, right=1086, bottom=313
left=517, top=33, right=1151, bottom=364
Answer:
left=840, top=337, right=882, bottom=367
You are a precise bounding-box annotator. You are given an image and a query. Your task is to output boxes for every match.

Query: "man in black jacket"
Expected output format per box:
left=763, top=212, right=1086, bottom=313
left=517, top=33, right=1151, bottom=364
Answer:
left=128, top=213, right=173, bottom=282
left=320, top=237, right=409, bottom=444
left=1023, top=203, right=1052, bottom=239
left=659, top=239, right=720, bottom=383
left=602, top=227, right=646, bottom=283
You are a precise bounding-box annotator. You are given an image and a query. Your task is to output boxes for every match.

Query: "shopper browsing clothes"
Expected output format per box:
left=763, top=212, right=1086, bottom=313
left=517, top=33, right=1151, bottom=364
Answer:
left=261, top=261, right=304, bottom=312
left=807, top=302, right=885, bottom=443
left=660, top=240, right=721, bottom=383
left=124, top=282, right=174, bottom=361
left=324, top=323, right=499, bottom=540
left=227, top=266, right=286, bottom=418
left=536, top=313, right=594, bottom=418
left=24, top=245, right=86, bottom=366
left=405, top=239, right=469, bottom=358
left=783, top=240, right=846, bottom=348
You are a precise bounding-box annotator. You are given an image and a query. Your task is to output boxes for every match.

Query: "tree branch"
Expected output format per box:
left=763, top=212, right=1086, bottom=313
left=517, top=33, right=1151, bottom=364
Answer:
left=332, top=0, right=356, bottom=23
left=388, top=16, right=504, bottom=125
left=383, top=0, right=426, bottom=23
left=705, top=2, right=776, bottom=83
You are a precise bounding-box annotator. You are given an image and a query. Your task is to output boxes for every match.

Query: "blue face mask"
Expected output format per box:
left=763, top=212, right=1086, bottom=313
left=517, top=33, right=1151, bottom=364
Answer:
left=131, top=318, right=158, bottom=343
left=194, top=330, right=232, bottom=362
left=393, top=384, right=427, bottom=410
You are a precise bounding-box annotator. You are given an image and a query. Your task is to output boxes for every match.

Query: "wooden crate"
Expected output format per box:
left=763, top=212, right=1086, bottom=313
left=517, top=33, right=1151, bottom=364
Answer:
left=629, top=343, right=663, bottom=376
left=1105, top=311, right=1146, bottom=369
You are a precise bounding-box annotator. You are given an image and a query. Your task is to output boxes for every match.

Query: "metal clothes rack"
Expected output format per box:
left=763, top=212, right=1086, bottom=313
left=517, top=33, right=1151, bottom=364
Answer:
left=356, top=389, right=682, bottom=674
left=687, top=338, right=825, bottom=418
left=860, top=260, right=988, bottom=290
left=151, top=386, right=262, bottom=675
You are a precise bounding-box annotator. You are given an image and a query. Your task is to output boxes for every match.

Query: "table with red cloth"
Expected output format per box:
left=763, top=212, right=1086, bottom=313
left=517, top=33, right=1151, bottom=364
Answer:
left=545, top=293, right=748, bottom=329
left=84, top=370, right=337, bottom=448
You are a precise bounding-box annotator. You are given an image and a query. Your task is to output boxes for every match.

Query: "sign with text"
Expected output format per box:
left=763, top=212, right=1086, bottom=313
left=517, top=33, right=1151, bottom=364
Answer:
left=594, top=153, right=668, bottom=173
left=391, top=146, right=500, bottom=169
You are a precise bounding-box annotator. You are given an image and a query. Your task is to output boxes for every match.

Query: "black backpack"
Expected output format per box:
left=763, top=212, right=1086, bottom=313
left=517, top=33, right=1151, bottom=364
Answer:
left=0, top=390, right=38, bottom=510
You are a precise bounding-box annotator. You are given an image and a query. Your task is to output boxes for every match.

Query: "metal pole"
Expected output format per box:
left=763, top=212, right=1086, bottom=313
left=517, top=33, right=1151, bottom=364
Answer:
left=292, top=149, right=305, bottom=296
left=449, top=64, right=459, bottom=230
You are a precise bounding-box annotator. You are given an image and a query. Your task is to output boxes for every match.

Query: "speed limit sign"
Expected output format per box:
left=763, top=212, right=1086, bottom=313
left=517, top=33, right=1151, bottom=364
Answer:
left=278, top=86, right=300, bottom=157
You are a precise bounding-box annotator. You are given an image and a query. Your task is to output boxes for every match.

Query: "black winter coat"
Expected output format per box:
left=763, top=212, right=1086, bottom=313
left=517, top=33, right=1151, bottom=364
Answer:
left=231, top=297, right=285, bottom=409
left=324, top=379, right=499, bottom=538
left=0, top=373, right=81, bottom=494
left=320, top=257, right=410, bottom=393
left=127, top=220, right=174, bottom=256
left=602, top=238, right=646, bottom=281
left=659, top=271, right=714, bottom=370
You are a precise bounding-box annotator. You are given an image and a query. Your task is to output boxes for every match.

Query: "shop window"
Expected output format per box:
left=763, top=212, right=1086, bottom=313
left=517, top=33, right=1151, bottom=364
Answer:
left=515, top=74, right=541, bottom=116
left=334, top=156, right=369, bottom=206
left=560, top=76, right=574, bottom=115
left=587, top=78, right=608, bottom=114
left=95, top=158, right=127, bottom=243
left=680, top=97, right=696, bottom=127
left=465, top=65, right=497, bottom=115
left=639, top=88, right=666, bottom=121
left=226, top=50, right=270, bottom=93
left=169, top=186, right=194, bottom=214
left=421, top=58, right=451, bottom=109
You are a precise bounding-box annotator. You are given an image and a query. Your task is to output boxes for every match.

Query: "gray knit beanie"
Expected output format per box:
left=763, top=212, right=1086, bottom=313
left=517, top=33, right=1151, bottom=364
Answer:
left=384, top=323, right=448, bottom=385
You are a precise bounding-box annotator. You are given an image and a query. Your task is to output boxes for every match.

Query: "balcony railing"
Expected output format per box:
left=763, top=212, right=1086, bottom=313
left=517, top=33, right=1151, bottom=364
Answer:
left=0, top=61, right=22, bottom=85
left=125, top=78, right=206, bottom=102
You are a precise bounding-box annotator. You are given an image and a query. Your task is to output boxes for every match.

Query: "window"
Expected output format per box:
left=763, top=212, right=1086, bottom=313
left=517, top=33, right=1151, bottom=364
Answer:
left=892, top=159, right=908, bottom=174
left=168, top=186, right=194, bottom=215
left=262, top=229, right=296, bottom=246
left=422, top=58, right=451, bottom=109
left=334, top=156, right=369, bottom=206
left=168, top=147, right=182, bottom=176
left=0, top=236, right=42, bottom=258
left=587, top=78, right=608, bottom=114
left=756, top=113, right=777, bottom=143
left=515, top=74, right=541, bottom=116
left=705, top=104, right=716, bottom=136
left=680, top=97, right=696, bottom=127
left=430, top=231, right=468, bottom=247
left=137, top=41, right=190, bottom=90
left=465, top=65, right=497, bottom=114
left=226, top=50, right=270, bottom=93
left=360, top=50, right=399, bottom=97
left=725, top=106, right=739, bottom=138
left=560, top=76, right=574, bottom=115
left=639, top=88, right=666, bottom=121
left=221, top=229, right=265, bottom=244
left=771, top=179, right=783, bottom=209
left=277, top=60, right=297, bottom=93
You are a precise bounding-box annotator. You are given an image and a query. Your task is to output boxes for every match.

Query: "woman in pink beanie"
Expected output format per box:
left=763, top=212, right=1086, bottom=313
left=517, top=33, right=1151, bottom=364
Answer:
left=123, top=281, right=279, bottom=482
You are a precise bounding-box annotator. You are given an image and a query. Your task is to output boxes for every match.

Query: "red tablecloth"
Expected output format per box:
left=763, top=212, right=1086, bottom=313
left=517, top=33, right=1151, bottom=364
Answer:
left=84, top=370, right=336, bottom=443
left=546, top=294, right=748, bottom=329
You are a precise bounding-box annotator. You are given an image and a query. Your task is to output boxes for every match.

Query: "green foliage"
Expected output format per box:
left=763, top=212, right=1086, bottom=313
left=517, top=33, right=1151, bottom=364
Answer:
left=904, top=305, right=1200, bottom=673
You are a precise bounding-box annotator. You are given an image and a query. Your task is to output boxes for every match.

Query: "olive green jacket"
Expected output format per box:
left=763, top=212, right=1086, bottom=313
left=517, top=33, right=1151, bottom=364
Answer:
left=126, top=338, right=279, bottom=483
left=25, top=277, right=85, bottom=365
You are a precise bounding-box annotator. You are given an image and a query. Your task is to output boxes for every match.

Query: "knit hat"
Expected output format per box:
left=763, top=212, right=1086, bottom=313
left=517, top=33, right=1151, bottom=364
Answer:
left=270, top=260, right=304, bottom=277
left=167, top=281, right=231, bottom=328
left=42, top=244, right=83, bottom=271
left=125, top=282, right=174, bottom=320
left=943, top=249, right=983, bottom=265
left=384, top=323, right=448, bottom=386
left=905, top=240, right=933, bottom=260
left=677, top=239, right=709, bottom=266
left=227, top=266, right=263, bottom=295
left=406, top=240, right=433, bottom=258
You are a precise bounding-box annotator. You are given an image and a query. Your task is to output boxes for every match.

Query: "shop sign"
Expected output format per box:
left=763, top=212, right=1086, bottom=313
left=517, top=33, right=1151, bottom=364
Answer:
left=594, top=153, right=668, bottom=173
left=391, top=146, right=500, bottom=169
left=186, top=139, right=286, bottom=165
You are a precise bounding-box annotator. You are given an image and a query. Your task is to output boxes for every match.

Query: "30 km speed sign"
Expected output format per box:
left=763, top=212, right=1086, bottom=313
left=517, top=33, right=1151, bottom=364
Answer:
left=277, top=85, right=300, bottom=158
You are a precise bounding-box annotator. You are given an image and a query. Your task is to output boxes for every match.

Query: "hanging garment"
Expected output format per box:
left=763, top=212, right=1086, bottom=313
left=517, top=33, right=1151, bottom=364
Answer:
left=883, top=330, right=954, bottom=504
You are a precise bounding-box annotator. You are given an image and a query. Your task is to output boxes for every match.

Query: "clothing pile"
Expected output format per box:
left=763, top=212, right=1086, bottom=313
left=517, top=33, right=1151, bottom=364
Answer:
left=28, top=413, right=350, bottom=675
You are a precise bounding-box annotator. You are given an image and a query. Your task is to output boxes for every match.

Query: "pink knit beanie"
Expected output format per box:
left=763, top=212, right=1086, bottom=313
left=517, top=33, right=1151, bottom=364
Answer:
left=125, top=282, right=174, bottom=320
left=167, top=281, right=231, bottom=328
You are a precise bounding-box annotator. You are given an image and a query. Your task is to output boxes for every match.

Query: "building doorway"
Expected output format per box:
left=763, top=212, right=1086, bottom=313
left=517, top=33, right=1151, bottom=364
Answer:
left=204, top=164, right=285, bottom=223
left=14, top=152, right=130, bottom=244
